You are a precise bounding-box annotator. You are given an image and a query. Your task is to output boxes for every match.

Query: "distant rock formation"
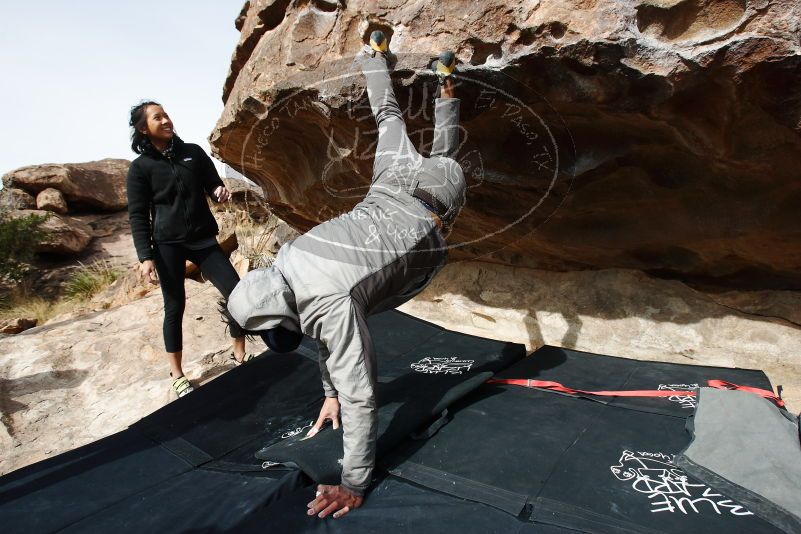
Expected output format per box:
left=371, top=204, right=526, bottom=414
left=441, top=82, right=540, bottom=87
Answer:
left=0, top=188, right=35, bottom=210
left=36, top=188, right=68, bottom=215
left=7, top=209, right=92, bottom=255
left=3, top=159, right=130, bottom=212
left=212, top=0, right=801, bottom=289
left=1, top=159, right=131, bottom=257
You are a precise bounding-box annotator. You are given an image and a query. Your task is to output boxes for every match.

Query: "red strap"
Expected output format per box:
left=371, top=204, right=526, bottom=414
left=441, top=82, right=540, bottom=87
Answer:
left=486, top=378, right=784, bottom=408
left=706, top=380, right=785, bottom=407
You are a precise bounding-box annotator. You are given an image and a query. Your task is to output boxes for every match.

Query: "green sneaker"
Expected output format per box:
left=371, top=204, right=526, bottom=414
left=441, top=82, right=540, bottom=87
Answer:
left=171, top=375, right=194, bottom=398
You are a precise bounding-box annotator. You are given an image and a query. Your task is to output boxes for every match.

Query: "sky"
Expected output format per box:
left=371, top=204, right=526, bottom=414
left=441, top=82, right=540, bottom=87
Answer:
left=0, top=1, right=244, bottom=180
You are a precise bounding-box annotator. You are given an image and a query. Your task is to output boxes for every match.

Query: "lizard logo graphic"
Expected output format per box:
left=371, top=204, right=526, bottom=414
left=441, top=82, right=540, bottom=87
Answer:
left=410, top=356, right=474, bottom=375
left=610, top=450, right=752, bottom=516
left=658, top=383, right=699, bottom=409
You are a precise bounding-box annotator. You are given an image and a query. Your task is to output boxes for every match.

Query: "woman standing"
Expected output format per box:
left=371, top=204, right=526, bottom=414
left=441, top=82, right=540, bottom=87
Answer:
left=126, top=101, right=252, bottom=398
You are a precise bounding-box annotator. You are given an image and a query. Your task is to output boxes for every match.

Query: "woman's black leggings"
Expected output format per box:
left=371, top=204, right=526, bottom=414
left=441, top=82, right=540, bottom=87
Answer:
left=153, top=242, right=243, bottom=352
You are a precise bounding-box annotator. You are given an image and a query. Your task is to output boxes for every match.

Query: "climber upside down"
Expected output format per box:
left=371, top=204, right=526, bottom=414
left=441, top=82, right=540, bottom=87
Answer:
left=226, top=34, right=465, bottom=519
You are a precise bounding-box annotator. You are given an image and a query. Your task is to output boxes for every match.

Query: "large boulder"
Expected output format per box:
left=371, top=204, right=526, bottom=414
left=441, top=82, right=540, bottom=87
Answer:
left=0, top=317, right=37, bottom=335
left=213, top=176, right=271, bottom=220
left=3, top=159, right=130, bottom=212
left=212, top=0, right=801, bottom=290
left=0, top=188, right=36, bottom=210
left=9, top=210, right=92, bottom=255
left=36, top=188, right=68, bottom=215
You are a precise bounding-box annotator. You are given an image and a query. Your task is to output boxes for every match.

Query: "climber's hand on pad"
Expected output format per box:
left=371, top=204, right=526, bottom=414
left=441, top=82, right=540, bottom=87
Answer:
left=305, top=396, right=340, bottom=439
left=307, top=484, right=363, bottom=519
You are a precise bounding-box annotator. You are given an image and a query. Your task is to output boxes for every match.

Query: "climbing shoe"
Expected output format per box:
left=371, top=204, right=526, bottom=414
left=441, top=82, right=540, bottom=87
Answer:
left=231, top=352, right=257, bottom=365
left=369, top=30, right=389, bottom=54
left=361, top=29, right=397, bottom=68
left=171, top=375, right=194, bottom=398
left=431, top=50, right=457, bottom=84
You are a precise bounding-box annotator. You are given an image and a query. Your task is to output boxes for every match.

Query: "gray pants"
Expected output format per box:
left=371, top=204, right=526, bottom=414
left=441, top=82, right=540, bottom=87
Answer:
left=361, top=53, right=466, bottom=226
left=228, top=52, right=465, bottom=495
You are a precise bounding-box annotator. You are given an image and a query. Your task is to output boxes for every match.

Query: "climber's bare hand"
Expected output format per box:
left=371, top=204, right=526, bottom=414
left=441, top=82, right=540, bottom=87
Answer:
left=307, top=484, right=363, bottom=519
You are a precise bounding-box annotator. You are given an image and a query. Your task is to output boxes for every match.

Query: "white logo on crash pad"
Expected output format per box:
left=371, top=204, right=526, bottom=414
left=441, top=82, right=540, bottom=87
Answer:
left=610, top=450, right=752, bottom=516
left=411, top=357, right=474, bottom=375
left=280, top=420, right=314, bottom=439
left=658, top=383, right=699, bottom=409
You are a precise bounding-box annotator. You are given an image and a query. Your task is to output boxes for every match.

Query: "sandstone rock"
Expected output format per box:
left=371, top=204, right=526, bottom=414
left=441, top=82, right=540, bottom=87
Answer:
left=216, top=211, right=240, bottom=255
left=20, top=212, right=139, bottom=301
left=212, top=0, right=801, bottom=290
left=72, top=211, right=140, bottom=264
left=8, top=210, right=92, bottom=255
left=264, top=221, right=299, bottom=254
left=0, top=188, right=36, bottom=210
left=36, top=188, right=68, bottom=214
left=0, top=317, right=37, bottom=335
left=213, top=176, right=271, bottom=220
left=3, top=159, right=130, bottom=212
left=0, top=279, right=267, bottom=475
left=398, top=262, right=801, bottom=412
left=229, top=249, right=251, bottom=277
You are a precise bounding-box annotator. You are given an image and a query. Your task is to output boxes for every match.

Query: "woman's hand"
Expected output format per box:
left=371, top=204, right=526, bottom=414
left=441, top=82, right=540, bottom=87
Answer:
left=307, top=484, right=363, bottom=519
left=213, top=186, right=231, bottom=203
left=139, top=259, right=159, bottom=285
left=306, top=396, right=340, bottom=438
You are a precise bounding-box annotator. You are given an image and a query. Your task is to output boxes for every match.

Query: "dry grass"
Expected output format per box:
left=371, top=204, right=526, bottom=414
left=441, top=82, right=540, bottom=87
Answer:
left=0, top=260, right=123, bottom=324
left=235, top=214, right=284, bottom=269
left=64, top=260, right=122, bottom=301
left=0, top=289, right=75, bottom=324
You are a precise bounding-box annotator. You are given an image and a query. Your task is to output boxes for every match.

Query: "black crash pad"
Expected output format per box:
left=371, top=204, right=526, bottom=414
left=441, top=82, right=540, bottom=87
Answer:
left=494, top=345, right=774, bottom=417
left=253, top=310, right=525, bottom=485
left=236, top=475, right=570, bottom=534
left=0, top=350, right=322, bottom=534
left=0, top=310, right=526, bottom=533
left=381, top=346, right=782, bottom=533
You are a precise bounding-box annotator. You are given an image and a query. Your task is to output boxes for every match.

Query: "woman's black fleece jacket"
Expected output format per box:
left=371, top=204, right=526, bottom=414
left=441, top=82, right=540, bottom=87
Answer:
left=126, top=136, right=225, bottom=262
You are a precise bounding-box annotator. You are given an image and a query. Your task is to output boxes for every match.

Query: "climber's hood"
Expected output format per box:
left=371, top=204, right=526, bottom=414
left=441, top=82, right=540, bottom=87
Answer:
left=227, top=266, right=300, bottom=333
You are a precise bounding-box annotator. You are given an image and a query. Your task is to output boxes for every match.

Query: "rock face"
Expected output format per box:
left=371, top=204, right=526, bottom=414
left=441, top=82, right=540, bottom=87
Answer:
left=0, top=318, right=37, bottom=335
left=0, top=280, right=266, bottom=475
left=36, top=188, right=68, bottom=214
left=3, top=159, right=130, bottom=212
left=212, top=0, right=801, bottom=290
left=8, top=210, right=92, bottom=255
left=0, top=188, right=36, bottom=210
left=214, top=176, right=271, bottom=220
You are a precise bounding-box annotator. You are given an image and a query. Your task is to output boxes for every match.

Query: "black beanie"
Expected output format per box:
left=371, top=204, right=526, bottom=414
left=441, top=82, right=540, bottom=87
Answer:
left=261, top=325, right=303, bottom=353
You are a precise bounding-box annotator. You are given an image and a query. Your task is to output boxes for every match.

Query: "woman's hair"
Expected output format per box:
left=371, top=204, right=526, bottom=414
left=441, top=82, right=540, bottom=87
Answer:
left=128, top=100, right=160, bottom=154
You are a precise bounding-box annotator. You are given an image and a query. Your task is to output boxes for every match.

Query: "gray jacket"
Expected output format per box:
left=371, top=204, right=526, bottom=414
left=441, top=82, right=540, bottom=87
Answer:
left=228, top=51, right=464, bottom=495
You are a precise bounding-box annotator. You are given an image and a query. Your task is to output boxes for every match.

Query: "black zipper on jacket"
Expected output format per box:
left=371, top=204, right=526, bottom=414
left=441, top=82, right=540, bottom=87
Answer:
left=168, top=155, right=192, bottom=236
